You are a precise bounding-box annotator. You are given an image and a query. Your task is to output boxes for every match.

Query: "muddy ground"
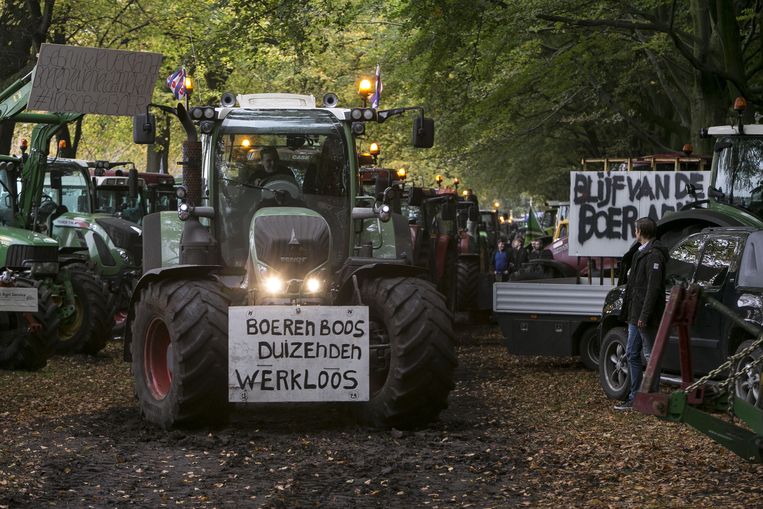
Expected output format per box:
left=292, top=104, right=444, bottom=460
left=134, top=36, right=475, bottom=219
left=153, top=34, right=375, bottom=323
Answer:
left=1, top=322, right=763, bottom=508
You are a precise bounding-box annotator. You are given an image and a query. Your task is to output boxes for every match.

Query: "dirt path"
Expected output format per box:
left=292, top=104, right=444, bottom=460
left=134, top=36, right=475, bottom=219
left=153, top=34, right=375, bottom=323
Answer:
left=1, top=324, right=762, bottom=508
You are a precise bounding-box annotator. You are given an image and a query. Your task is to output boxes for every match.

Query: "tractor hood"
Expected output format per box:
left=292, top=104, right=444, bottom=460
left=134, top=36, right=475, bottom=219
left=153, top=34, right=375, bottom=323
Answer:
left=250, top=207, right=331, bottom=279
left=0, top=227, right=59, bottom=247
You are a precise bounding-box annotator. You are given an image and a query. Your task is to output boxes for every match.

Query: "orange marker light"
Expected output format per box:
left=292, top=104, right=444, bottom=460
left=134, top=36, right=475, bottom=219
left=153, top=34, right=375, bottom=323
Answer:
left=369, top=142, right=380, bottom=156
left=358, top=79, right=373, bottom=98
left=734, top=97, right=747, bottom=113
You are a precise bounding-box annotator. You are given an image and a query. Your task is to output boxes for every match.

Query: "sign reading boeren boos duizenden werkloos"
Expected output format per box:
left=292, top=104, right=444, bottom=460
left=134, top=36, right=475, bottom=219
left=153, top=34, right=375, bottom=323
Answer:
left=28, top=44, right=162, bottom=116
left=568, top=171, right=707, bottom=257
left=228, top=306, right=370, bottom=403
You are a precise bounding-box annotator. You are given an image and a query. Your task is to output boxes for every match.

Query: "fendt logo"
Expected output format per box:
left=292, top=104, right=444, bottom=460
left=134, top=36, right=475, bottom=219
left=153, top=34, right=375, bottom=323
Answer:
left=282, top=230, right=307, bottom=263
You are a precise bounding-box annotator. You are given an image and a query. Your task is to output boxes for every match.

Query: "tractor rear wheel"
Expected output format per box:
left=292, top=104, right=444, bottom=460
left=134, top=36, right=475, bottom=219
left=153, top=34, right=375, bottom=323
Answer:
left=456, top=258, right=479, bottom=311
left=358, top=276, right=457, bottom=428
left=131, top=278, right=229, bottom=429
left=54, top=263, right=110, bottom=355
left=0, top=278, right=58, bottom=371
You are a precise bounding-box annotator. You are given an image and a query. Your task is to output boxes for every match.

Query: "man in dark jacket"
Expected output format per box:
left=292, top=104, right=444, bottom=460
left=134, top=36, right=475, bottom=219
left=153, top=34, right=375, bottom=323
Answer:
left=527, top=239, right=553, bottom=261
left=615, top=217, right=669, bottom=411
left=508, top=236, right=528, bottom=273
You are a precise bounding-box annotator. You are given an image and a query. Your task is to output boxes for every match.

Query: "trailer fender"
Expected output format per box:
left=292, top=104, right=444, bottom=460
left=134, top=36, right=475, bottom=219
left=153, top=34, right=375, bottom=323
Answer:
left=122, top=264, right=222, bottom=361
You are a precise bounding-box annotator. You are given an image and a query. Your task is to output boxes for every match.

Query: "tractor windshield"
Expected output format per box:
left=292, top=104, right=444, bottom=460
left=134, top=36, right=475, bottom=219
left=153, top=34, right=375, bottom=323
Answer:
left=95, top=186, right=146, bottom=224
left=42, top=168, right=92, bottom=214
left=214, top=114, right=351, bottom=267
left=713, top=136, right=763, bottom=218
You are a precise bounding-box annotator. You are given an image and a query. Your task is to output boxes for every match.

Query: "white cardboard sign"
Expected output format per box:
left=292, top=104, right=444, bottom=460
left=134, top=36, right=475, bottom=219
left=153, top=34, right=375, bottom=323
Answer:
left=0, top=287, right=38, bottom=312
left=228, top=306, right=369, bottom=403
left=28, top=44, right=163, bottom=116
left=569, top=171, right=707, bottom=257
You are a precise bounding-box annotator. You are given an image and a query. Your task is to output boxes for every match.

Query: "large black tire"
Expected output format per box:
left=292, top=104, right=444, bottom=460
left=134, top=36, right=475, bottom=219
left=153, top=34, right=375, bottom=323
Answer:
left=0, top=278, right=58, bottom=371
left=54, top=264, right=111, bottom=355
left=579, top=325, right=600, bottom=371
left=110, top=277, right=137, bottom=338
left=131, top=278, right=230, bottom=429
left=456, top=258, right=479, bottom=311
left=358, top=276, right=457, bottom=429
left=732, top=340, right=763, bottom=409
left=599, top=326, right=630, bottom=400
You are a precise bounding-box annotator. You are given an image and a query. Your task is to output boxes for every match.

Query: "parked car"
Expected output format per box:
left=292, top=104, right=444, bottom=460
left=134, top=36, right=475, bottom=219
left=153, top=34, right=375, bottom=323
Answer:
left=598, top=227, right=763, bottom=406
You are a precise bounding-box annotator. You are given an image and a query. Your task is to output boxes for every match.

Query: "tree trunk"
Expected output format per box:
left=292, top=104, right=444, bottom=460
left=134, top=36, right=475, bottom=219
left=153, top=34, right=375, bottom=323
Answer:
left=147, top=114, right=170, bottom=173
left=689, top=0, right=730, bottom=153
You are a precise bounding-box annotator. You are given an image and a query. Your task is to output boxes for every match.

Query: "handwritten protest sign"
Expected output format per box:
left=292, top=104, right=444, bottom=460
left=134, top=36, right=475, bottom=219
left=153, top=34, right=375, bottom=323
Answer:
left=229, top=306, right=369, bottom=403
left=569, top=171, right=707, bottom=257
left=28, top=44, right=162, bottom=116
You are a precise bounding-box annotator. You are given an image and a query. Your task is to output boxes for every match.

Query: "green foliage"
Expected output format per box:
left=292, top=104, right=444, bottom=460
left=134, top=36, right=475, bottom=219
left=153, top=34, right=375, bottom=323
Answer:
left=5, top=0, right=763, bottom=208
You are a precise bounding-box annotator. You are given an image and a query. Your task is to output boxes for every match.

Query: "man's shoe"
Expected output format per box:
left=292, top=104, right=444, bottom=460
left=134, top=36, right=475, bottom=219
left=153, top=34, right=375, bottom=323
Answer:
left=614, top=400, right=633, bottom=411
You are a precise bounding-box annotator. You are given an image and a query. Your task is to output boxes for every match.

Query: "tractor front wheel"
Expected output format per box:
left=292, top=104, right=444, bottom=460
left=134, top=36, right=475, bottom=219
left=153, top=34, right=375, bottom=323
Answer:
left=131, top=278, right=229, bottom=429
left=0, top=278, right=58, bottom=370
left=359, top=276, right=457, bottom=428
left=54, top=264, right=110, bottom=355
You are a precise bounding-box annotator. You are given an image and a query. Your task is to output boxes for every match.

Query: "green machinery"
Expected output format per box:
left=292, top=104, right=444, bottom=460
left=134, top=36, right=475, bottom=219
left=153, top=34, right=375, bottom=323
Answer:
left=125, top=92, right=457, bottom=429
left=635, top=285, right=763, bottom=462
left=0, top=69, right=113, bottom=360
left=657, top=99, right=763, bottom=243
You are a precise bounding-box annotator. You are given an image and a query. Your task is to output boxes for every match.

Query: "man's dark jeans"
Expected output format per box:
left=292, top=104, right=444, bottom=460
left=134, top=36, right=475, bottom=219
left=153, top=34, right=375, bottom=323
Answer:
left=626, top=322, right=655, bottom=402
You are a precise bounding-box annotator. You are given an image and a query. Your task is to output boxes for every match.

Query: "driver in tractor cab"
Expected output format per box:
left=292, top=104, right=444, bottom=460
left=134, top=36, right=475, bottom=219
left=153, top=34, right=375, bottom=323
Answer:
left=244, top=146, right=297, bottom=186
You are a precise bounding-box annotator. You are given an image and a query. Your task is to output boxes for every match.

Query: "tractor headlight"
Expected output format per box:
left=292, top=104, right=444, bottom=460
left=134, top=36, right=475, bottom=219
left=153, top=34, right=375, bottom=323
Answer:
left=305, top=277, right=321, bottom=293
left=116, top=248, right=133, bottom=265
left=264, top=275, right=285, bottom=294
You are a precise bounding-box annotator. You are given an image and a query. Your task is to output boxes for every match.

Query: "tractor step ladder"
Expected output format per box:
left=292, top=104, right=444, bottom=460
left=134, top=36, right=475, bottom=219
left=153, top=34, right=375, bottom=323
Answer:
left=634, top=285, right=763, bottom=462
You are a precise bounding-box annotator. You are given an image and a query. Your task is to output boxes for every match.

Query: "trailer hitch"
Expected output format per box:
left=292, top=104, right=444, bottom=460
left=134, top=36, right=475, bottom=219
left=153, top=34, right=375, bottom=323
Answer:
left=634, top=284, right=763, bottom=462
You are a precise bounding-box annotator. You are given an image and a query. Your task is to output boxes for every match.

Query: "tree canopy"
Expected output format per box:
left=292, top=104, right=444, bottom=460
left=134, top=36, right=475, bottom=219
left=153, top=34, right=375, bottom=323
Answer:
left=2, top=0, right=763, bottom=210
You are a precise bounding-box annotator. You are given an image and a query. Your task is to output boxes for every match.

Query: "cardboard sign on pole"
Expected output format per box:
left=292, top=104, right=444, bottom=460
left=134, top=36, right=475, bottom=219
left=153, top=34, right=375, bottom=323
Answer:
left=28, top=44, right=163, bottom=116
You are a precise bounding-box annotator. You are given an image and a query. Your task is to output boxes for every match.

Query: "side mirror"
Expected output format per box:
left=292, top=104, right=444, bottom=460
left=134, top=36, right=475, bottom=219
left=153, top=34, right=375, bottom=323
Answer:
left=133, top=113, right=156, bottom=144
left=50, top=170, right=62, bottom=190
left=128, top=168, right=139, bottom=200
left=413, top=116, right=435, bottom=148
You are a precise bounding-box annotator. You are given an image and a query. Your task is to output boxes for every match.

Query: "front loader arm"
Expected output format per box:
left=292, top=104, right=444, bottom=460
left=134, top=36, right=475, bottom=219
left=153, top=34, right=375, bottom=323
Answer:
left=0, top=69, right=34, bottom=120
left=17, top=113, right=83, bottom=229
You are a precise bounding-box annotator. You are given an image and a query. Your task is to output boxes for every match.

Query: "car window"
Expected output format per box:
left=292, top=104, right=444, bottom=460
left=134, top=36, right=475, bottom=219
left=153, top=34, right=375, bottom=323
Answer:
left=694, top=236, right=740, bottom=288
left=666, top=235, right=703, bottom=285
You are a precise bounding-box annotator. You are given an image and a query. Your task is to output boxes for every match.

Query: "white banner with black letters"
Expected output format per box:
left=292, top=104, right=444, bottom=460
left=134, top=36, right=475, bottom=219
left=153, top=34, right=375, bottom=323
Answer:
left=228, top=306, right=369, bottom=403
left=569, top=171, right=707, bottom=257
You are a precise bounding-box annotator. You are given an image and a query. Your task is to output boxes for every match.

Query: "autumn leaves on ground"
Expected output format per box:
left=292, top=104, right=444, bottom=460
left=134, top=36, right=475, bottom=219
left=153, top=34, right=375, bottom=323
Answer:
left=1, top=324, right=762, bottom=508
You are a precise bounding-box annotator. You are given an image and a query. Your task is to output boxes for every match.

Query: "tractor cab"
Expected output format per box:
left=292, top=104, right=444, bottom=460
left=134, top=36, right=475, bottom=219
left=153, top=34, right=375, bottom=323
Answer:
left=213, top=113, right=351, bottom=272
left=708, top=128, right=763, bottom=218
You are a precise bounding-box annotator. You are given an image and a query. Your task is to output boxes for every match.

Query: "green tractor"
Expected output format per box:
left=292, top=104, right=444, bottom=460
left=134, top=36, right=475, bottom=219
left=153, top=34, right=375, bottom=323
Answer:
left=657, top=98, right=763, bottom=243
left=126, top=92, right=457, bottom=429
left=42, top=157, right=143, bottom=336
left=0, top=70, right=112, bottom=357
